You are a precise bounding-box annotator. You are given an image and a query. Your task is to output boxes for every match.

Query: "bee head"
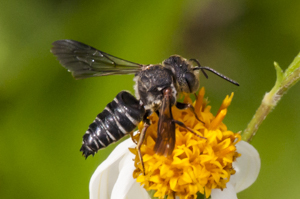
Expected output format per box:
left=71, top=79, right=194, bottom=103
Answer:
left=163, top=55, right=200, bottom=94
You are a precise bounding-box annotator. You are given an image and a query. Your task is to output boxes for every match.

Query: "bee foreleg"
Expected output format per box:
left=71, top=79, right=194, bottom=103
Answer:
left=175, top=102, right=205, bottom=124
left=172, top=120, right=206, bottom=140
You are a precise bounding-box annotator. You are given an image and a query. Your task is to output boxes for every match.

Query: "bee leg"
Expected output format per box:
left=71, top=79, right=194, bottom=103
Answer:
left=128, top=101, right=149, bottom=145
left=172, top=120, right=206, bottom=140
left=137, top=122, right=149, bottom=175
left=155, top=110, right=159, bottom=116
left=130, top=131, right=137, bottom=144
left=175, top=102, right=205, bottom=124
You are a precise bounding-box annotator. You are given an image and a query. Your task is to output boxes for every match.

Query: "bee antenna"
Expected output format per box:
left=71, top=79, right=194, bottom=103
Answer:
left=193, top=66, right=240, bottom=86
left=189, top=59, right=208, bottom=79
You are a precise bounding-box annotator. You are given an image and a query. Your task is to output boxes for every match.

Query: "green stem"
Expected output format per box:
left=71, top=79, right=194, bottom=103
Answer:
left=242, top=52, right=300, bottom=142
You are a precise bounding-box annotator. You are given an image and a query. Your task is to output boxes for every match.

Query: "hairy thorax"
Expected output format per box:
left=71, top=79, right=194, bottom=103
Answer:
left=134, top=65, right=177, bottom=112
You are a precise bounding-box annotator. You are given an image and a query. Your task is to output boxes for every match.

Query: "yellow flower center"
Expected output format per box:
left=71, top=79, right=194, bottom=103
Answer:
left=130, top=88, right=241, bottom=199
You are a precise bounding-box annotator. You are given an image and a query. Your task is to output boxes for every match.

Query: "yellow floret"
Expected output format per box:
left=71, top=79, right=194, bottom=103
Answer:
left=130, top=88, right=241, bottom=199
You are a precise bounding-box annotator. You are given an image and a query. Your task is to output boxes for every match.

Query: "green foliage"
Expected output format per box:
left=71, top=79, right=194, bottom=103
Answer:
left=242, top=52, right=300, bottom=142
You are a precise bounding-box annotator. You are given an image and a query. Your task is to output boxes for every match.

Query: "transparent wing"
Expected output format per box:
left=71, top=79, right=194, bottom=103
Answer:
left=51, top=40, right=143, bottom=79
left=153, top=93, right=176, bottom=156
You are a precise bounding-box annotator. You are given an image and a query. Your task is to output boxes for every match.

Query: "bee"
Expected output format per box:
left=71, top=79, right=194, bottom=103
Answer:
left=51, top=40, right=239, bottom=171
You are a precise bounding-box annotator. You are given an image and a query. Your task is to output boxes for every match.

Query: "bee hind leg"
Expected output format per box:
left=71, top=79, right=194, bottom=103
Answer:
left=137, top=118, right=150, bottom=175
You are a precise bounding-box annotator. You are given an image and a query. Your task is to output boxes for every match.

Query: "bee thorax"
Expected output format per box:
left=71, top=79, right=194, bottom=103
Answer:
left=134, top=65, right=177, bottom=112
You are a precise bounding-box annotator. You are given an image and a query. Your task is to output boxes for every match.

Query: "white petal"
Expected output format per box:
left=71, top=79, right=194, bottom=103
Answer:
left=126, top=182, right=150, bottom=199
left=111, top=145, right=149, bottom=199
left=231, top=141, right=261, bottom=193
left=111, top=152, right=136, bottom=199
left=211, top=182, right=237, bottom=199
left=89, top=138, right=135, bottom=199
left=111, top=153, right=149, bottom=199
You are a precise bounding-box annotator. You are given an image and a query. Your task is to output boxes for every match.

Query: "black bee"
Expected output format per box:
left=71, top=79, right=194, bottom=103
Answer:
left=51, top=40, right=239, bottom=169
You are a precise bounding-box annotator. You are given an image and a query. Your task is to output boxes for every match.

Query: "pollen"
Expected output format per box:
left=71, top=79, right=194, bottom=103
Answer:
left=130, top=88, right=241, bottom=199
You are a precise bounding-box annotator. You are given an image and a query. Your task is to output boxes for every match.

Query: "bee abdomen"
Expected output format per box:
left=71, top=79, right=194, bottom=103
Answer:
left=80, top=91, right=145, bottom=158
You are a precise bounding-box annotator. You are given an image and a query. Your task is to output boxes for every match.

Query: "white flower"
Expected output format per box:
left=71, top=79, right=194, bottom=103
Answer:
left=211, top=141, right=261, bottom=199
left=89, top=139, right=148, bottom=199
left=89, top=138, right=260, bottom=199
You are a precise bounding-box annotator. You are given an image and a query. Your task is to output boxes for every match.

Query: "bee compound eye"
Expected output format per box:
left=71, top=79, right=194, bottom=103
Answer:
left=184, top=72, right=196, bottom=92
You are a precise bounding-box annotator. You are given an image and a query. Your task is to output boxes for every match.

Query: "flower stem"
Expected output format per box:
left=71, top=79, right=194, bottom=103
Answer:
left=242, top=52, right=300, bottom=142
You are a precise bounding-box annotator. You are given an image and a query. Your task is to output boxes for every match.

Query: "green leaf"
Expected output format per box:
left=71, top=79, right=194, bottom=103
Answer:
left=274, top=62, right=283, bottom=88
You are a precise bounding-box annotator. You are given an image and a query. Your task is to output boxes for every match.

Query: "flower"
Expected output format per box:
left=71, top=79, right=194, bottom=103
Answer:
left=89, top=139, right=259, bottom=199
left=131, top=88, right=239, bottom=198
left=89, top=88, right=260, bottom=199
left=89, top=139, right=148, bottom=199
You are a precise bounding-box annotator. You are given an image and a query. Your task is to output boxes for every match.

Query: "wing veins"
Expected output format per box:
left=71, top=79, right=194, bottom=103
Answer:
left=51, top=39, right=143, bottom=79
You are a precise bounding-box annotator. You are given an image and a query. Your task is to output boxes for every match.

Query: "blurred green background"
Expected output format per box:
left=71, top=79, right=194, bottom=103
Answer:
left=1, top=0, right=300, bottom=198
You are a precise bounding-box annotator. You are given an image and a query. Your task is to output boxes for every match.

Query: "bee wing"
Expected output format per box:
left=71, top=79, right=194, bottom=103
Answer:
left=51, top=40, right=143, bottom=79
left=153, top=93, right=176, bottom=156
